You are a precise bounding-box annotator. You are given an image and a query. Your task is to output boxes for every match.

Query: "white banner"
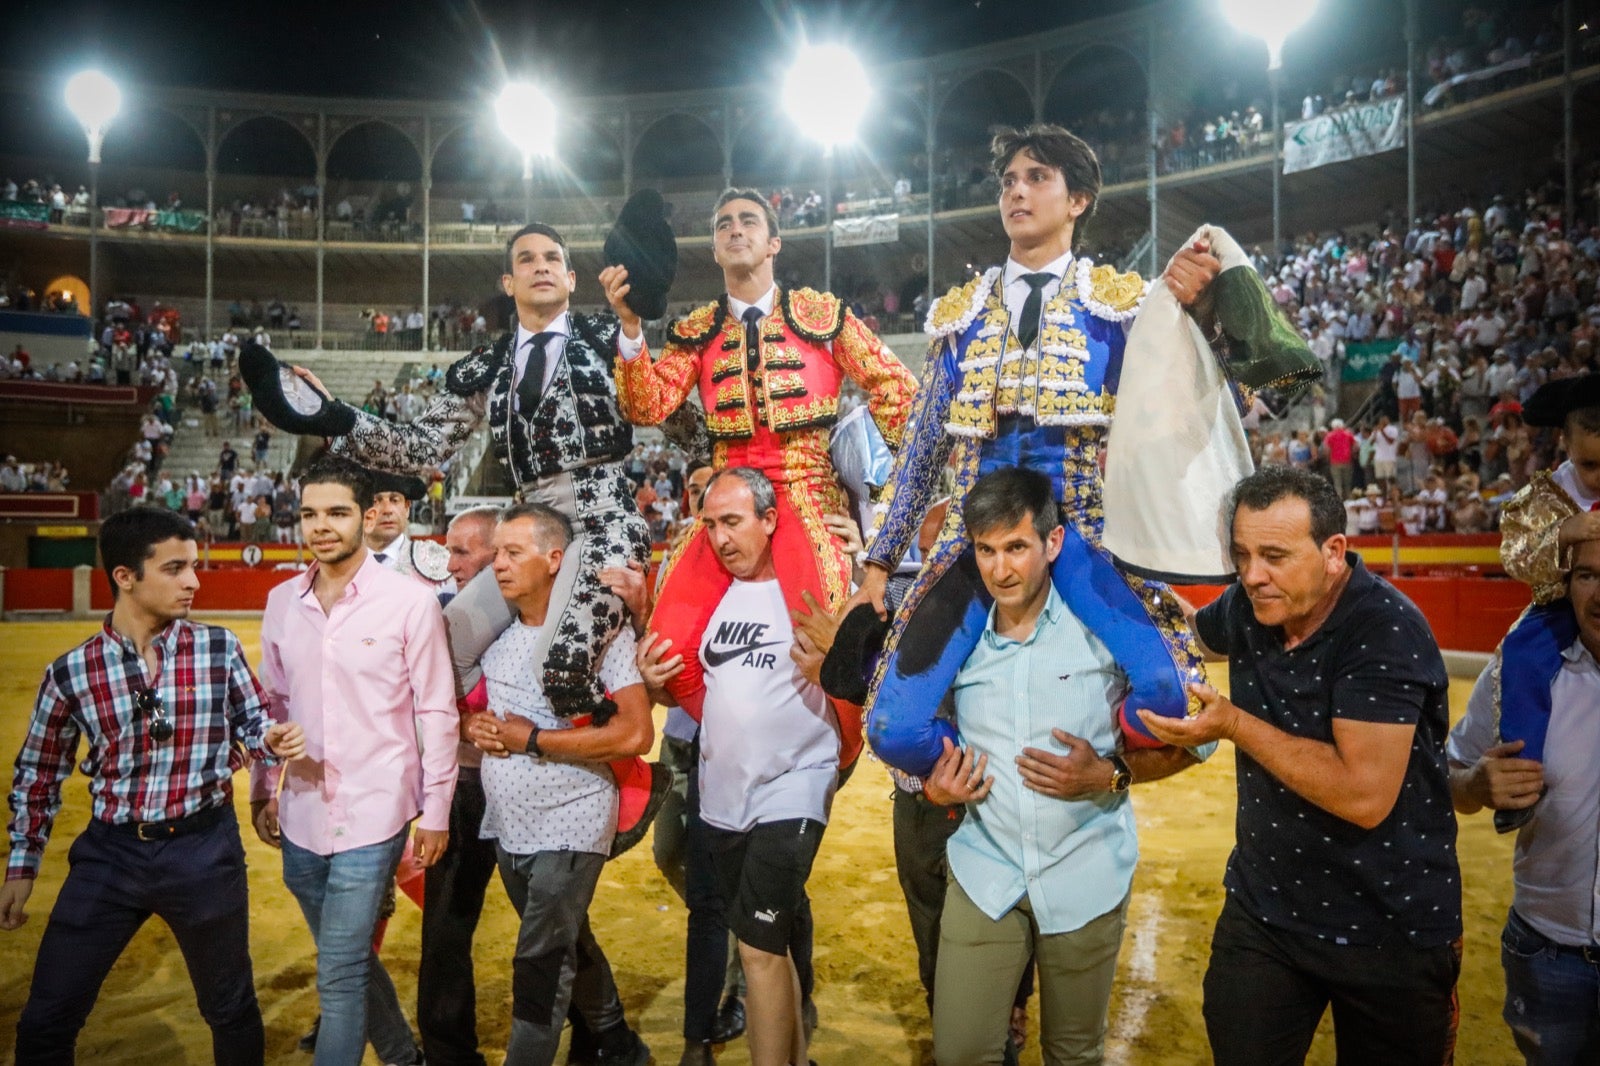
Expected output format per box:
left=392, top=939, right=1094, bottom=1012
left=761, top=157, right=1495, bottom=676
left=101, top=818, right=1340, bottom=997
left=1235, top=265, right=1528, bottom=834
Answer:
left=1282, top=96, right=1406, bottom=175
left=1422, top=54, right=1533, bottom=107
left=832, top=213, right=899, bottom=248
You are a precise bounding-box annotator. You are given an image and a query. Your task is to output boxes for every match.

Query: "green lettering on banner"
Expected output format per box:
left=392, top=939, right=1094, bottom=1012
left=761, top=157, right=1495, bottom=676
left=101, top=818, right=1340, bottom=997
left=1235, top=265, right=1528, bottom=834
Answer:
left=1342, top=339, right=1401, bottom=382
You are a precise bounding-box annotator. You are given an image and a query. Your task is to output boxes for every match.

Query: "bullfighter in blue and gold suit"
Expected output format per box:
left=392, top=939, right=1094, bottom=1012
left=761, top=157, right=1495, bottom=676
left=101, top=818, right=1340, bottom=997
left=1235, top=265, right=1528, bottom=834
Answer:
left=859, top=124, right=1319, bottom=776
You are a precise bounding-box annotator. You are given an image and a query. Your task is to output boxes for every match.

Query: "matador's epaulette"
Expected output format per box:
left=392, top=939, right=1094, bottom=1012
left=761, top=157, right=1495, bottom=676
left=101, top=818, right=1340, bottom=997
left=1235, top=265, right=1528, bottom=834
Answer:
left=924, top=270, right=995, bottom=339
left=1084, top=262, right=1147, bottom=320
left=669, top=300, right=727, bottom=347
left=778, top=287, right=846, bottom=343
left=445, top=344, right=499, bottom=397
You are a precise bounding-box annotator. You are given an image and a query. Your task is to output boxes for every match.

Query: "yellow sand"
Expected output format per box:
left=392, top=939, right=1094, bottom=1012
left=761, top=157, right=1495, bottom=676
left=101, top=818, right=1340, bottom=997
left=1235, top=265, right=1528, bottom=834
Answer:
left=0, top=618, right=1521, bottom=1065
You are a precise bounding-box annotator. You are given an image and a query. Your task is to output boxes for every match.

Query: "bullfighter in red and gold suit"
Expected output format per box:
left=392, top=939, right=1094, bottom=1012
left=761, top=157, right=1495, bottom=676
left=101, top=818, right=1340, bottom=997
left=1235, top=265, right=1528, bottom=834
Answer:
left=600, top=189, right=917, bottom=765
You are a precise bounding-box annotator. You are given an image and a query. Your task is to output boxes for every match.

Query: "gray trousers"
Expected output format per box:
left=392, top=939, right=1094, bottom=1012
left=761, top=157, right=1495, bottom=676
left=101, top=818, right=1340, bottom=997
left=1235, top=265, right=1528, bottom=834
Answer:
left=495, top=847, right=621, bottom=1066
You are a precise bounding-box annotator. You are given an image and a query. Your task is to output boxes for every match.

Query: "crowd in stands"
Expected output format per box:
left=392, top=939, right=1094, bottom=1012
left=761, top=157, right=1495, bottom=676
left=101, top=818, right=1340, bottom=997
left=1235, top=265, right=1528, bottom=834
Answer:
left=1236, top=153, right=1600, bottom=536
left=0, top=455, right=70, bottom=494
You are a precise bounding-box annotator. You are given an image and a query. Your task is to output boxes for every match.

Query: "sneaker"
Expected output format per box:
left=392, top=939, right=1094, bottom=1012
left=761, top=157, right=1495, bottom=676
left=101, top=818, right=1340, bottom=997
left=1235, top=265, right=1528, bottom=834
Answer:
left=711, top=995, right=746, bottom=1044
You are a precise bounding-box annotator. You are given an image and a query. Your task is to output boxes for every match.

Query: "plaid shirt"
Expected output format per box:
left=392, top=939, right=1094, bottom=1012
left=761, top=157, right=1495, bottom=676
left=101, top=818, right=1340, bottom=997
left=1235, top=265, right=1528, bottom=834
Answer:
left=7, top=617, right=276, bottom=881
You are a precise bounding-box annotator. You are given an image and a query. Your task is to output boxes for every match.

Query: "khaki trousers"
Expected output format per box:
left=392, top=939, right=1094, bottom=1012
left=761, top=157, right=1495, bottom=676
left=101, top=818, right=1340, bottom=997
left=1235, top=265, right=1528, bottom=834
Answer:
left=932, top=878, right=1128, bottom=1066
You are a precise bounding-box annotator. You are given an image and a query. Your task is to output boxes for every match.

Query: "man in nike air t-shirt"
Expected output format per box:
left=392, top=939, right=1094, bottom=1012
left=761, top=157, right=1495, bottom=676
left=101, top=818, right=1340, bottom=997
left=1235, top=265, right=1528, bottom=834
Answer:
left=642, top=466, right=837, bottom=1066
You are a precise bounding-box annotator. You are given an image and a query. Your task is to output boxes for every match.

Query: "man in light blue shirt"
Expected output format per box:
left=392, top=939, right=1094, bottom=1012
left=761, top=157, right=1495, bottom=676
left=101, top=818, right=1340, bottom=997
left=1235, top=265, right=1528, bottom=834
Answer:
left=923, top=466, right=1212, bottom=1066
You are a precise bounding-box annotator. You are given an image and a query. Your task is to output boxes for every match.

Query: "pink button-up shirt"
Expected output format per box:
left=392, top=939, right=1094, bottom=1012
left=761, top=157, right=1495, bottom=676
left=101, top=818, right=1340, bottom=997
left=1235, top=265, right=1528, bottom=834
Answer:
left=251, top=551, right=458, bottom=855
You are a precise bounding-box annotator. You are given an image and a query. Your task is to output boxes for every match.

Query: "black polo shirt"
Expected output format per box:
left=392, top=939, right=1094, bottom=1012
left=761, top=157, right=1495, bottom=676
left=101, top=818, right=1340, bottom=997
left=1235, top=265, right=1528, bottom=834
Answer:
left=1195, top=554, right=1461, bottom=947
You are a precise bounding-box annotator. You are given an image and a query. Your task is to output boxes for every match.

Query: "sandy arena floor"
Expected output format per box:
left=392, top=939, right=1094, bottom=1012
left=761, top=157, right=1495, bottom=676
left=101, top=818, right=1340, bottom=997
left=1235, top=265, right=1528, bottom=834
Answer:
left=0, top=617, right=1521, bottom=1065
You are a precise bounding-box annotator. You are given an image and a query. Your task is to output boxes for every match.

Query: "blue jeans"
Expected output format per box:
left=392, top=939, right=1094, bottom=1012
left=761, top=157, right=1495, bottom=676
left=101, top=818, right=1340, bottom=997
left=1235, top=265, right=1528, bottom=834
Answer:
left=282, top=827, right=413, bottom=1066
left=1502, top=908, right=1600, bottom=1065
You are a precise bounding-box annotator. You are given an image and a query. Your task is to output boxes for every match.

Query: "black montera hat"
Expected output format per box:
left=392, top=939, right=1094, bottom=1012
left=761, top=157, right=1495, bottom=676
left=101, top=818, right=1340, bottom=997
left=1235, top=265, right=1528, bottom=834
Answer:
left=1524, top=374, right=1600, bottom=428
left=240, top=342, right=357, bottom=438
left=603, top=188, right=677, bottom=321
left=364, top=465, right=428, bottom=502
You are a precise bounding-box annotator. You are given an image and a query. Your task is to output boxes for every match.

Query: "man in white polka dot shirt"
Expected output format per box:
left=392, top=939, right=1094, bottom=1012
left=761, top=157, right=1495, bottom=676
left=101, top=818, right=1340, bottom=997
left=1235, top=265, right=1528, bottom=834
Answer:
left=1141, top=466, right=1461, bottom=1066
left=462, top=502, right=654, bottom=1066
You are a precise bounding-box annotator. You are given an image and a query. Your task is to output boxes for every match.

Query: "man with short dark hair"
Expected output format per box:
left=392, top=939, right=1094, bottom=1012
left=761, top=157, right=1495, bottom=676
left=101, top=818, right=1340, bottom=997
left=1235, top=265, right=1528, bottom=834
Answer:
left=639, top=467, right=841, bottom=1066
left=1140, top=466, right=1462, bottom=1066
left=857, top=122, right=1253, bottom=778
left=251, top=456, right=458, bottom=1066
left=6, top=508, right=302, bottom=1064
left=920, top=466, right=1208, bottom=1066
left=601, top=187, right=917, bottom=749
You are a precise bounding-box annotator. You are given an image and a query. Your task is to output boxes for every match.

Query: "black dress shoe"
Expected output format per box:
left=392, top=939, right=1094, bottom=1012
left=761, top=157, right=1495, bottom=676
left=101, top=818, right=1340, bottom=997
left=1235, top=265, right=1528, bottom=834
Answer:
left=711, top=995, right=745, bottom=1044
left=677, top=1042, right=713, bottom=1066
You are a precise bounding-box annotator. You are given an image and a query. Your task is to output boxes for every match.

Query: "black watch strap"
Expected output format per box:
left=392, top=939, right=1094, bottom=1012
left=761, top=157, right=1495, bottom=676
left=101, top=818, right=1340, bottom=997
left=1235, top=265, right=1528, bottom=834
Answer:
left=1108, top=752, right=1133, bottom=793
left=526, top=726, right=543, bottom=757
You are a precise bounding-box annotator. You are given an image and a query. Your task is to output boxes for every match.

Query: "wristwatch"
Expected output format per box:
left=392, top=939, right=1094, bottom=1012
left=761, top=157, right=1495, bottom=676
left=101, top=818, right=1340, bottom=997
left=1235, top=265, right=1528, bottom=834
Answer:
left=526, top=726, right=543, bottom=758
left=1107, top=753, right=1133, bottom=794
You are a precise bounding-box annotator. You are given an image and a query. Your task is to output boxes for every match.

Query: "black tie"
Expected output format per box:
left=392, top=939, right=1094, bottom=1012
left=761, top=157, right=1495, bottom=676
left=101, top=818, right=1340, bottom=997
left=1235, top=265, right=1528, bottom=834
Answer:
left=516, top=331, right=556, bottom=413
left=1016, top=272, right=1054, bottom=351
left=373, top=552, right=387, bottom=564
left=742, top=307, right=763, bottom=370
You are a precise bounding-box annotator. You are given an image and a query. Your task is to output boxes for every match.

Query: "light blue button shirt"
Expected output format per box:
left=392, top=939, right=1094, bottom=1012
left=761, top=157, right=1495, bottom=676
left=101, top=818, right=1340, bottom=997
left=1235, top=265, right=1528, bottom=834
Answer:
left=947, top=583, right=1154, bottom=935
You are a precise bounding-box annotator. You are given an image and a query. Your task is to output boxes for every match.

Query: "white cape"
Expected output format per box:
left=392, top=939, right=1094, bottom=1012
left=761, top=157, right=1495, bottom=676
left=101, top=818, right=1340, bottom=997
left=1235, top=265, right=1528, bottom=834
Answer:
left=1102, top=225, right=1254, bottom=583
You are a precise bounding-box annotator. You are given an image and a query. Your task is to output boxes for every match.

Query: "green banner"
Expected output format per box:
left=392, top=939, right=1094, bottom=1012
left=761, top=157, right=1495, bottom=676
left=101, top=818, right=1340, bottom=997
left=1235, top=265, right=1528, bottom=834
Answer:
left=156, top=209, right=206, bottom=232
left=1342, top=339, right=1400, bottom=382
left=0, top=202, right=50, bottom=224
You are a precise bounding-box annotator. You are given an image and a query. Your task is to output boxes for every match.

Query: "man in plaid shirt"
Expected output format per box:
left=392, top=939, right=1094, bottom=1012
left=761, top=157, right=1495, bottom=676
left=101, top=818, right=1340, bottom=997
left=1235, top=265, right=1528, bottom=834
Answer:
left=4, top=508, right=303, bottom=1065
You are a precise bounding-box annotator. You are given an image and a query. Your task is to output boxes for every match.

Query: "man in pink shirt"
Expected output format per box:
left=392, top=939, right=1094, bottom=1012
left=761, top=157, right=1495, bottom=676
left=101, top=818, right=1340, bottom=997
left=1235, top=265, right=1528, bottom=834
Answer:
left=250, top=455, right=458, bottom=1066
left=1324, top=418, right=1357, bottom=499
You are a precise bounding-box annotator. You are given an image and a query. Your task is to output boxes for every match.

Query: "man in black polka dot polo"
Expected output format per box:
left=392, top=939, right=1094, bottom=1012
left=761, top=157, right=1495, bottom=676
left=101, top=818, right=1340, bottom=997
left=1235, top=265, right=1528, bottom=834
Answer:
left=1140, top=466, right=1462, bottom=1066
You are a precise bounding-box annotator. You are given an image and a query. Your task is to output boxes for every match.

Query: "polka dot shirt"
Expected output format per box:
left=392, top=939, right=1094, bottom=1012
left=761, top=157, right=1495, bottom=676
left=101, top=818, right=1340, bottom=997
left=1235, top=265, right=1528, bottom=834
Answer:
left=1195, top=554, right=1462, bottom=947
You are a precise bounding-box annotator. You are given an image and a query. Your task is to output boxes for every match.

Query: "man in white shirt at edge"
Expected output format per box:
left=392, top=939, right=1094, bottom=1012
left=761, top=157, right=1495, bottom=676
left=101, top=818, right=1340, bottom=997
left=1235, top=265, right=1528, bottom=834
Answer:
left=639, top=467, right=836, bottom=1066
left=464, top=503, right=654, bottom=1066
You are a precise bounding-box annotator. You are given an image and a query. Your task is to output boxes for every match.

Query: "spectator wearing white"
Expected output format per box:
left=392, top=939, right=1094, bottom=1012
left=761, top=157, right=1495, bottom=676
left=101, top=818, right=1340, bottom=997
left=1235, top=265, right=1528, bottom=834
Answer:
left=1370, top=416, right=1401, bottom=485
left=1487, top=349, right=1518, bottom=398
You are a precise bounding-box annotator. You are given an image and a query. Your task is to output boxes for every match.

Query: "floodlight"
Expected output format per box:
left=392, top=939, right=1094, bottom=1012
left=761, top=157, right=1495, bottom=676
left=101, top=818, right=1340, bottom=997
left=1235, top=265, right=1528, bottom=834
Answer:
left=496, top=81, right=558, bottom=174
left=783, top=44, right=871, bottom=148
left=65, top=69, right=121, bottom=162
left=1219, top=0, right=1321, bottom=69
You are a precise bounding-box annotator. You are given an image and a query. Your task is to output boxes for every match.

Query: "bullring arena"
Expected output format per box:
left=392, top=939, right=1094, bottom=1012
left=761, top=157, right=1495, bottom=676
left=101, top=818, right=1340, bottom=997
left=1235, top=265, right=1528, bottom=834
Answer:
left=3, top=0, right=1598, bottom=1062
left=0, top=621, right=1522, bottom=1064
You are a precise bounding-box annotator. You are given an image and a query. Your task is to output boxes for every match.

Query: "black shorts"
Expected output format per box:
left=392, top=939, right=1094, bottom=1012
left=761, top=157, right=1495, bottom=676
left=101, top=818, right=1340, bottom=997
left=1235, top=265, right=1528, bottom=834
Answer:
left=705, top=817, right=824, bottom=956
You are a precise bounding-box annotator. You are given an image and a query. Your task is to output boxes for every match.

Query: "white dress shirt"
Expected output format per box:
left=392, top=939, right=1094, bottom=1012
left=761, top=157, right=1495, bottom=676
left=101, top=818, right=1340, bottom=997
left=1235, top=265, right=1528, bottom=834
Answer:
left=1001, top=251, right=1075, bottom=347
left=510, top=311, right=570, bottom=397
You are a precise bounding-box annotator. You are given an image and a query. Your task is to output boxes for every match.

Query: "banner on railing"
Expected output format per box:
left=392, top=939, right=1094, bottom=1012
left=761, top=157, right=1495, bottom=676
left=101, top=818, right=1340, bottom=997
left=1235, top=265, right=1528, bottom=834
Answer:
left=103, top=207, right=154, bottom=228
left=155, top=209, right=206, bottom=232
left=832, top=214, right=899, bottom=248
left=0, top=202, right=50, bottom=228
left=1283, top=96, right=1406, bottom=175
left=1423, top=54, right=1533, bottom=107
left=1342, top=338, right=1401, bottom=382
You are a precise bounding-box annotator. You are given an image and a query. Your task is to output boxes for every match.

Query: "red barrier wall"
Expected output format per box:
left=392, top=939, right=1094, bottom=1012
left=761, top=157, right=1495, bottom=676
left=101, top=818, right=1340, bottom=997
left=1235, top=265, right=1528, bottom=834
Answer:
left=1, top=566, right=1537, bottom=652
left=3, top=568, right=74, bottom=611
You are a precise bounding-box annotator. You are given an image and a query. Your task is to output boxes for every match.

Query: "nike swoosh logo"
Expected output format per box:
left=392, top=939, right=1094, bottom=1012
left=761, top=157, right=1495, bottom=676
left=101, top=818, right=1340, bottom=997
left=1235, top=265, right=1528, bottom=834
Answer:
left=705, top=640, right=785, bottom=667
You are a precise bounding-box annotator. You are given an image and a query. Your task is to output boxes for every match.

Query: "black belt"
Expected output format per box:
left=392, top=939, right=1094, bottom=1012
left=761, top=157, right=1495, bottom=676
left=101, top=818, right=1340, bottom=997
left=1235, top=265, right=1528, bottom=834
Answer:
left=1513, top=910, right=1600, bottom=964
left=107, top=803, right=229, bottom=842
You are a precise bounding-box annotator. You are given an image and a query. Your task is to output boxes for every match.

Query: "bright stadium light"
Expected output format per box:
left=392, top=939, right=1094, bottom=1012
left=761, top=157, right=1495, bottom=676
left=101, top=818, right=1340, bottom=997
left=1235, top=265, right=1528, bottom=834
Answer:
left=1219, top=0, right=1320, bottom=70
left=1221, top=0, right=1320, bottom=259
left=65, top=69, right=121, bottom=163
left=783, top=43, right=871, bottom=148
left=496, top=81, right=557, bottom=222
left=65, top=69, right=121, bottom=327
left=784, top=43, right=871, bottom=293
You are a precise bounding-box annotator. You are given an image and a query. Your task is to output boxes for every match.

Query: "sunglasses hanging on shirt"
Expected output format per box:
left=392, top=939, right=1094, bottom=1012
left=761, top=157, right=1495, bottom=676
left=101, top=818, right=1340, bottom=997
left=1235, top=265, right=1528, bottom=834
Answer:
left=135, top=686, right=175, bottom=743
